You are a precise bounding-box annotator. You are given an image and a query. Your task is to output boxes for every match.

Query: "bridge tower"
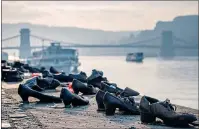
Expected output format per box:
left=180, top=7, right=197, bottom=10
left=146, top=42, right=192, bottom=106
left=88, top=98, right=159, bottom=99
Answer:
left=20, top=28, right=31, bottom=59
left=160, top=31, right=175, bottom=58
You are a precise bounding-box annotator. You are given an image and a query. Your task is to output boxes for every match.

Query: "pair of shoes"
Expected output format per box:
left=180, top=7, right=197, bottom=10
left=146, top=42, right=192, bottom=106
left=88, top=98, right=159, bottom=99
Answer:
left=18, top=84, right=62, bottom=103
left=72, top=79, right=97, bottom=95
left=18, top=83, right=88, bottom=106
left=139, top=96, right=197, bottom=127
left=60, top=88, right=89, bottom=107
left=96, top=90, right=140, bottom=115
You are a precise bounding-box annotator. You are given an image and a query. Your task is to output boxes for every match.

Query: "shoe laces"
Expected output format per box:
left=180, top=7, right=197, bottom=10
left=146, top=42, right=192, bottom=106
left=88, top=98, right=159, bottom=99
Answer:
left=162, top=98, right=177, bottom=111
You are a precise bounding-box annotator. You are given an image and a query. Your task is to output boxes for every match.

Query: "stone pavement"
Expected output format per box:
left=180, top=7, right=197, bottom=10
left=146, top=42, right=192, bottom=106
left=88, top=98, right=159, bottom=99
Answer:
left=1, top=82, right=199, bottom=129
left=1, top=88, right=44, bottom=129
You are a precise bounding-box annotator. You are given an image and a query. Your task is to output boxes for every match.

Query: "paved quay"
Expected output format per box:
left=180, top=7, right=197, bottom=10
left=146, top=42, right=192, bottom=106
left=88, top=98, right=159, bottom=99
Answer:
left=1, top=82, right=199, bottom=129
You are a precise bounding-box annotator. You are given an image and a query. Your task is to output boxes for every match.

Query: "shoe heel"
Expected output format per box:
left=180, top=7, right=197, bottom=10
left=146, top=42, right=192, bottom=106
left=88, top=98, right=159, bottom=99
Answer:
left=140, top=112, right=156, bottom=123
left=63, top=100, right=72, bottom=107
left=20, top=95, right=29, bottom=103
left=74, top=90, right=79, bottom=95
left=97, top=103, right=105, bottom=111
left=105, top=104, right=116, bottom=115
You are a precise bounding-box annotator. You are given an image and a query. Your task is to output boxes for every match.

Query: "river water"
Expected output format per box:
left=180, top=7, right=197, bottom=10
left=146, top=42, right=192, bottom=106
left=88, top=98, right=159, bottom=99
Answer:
left=79, top=56, right=198, bottom=109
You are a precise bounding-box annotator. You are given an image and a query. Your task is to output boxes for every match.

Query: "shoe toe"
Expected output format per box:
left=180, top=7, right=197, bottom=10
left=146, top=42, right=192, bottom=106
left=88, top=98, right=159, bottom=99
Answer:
left=173, top=113, right=198, bottom=126
left=180, top=114, right=197, bottom=123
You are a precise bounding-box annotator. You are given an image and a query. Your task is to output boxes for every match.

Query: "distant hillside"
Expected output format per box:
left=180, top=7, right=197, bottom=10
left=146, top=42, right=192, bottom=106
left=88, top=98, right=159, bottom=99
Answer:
left=2, top=23, right=140, bottom=46
left=122, top=15, right=198, bottom=46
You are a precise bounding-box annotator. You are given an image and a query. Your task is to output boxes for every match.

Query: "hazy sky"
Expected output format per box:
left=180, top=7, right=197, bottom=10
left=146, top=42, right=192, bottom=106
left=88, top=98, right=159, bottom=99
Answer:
left=2, top=1, right=198, bottom=31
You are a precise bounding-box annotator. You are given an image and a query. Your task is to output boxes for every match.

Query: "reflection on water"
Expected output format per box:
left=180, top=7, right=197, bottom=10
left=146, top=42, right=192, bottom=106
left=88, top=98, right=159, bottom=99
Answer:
left=79, top=56, right=198, bottom=109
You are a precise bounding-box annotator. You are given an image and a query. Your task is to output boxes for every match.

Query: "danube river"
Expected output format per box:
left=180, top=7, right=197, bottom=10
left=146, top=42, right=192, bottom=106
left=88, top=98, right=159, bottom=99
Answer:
left=79, top=56, right=198, bottom=109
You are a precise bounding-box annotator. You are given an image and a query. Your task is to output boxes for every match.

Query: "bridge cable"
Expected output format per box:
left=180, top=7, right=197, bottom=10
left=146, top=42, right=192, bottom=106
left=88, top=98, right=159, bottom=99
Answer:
left=2, top=35, right=20, bottom=42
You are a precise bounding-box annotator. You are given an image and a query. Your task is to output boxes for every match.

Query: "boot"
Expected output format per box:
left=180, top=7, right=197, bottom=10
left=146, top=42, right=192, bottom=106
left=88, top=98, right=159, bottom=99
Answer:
left=18, top=84, right=62, bottom=103
left=139, top=96, right=197, bottom=127
left=60, top=88, right=89, bottom=107
left=120, top=87, right=140, bottom=97
left=96, top=90, right=106, bottom=111
left=69, top=71, right=87, bottom=83
left=72, top=79, right=97, bottom=95
left=103, top=92, right=140, bottom=116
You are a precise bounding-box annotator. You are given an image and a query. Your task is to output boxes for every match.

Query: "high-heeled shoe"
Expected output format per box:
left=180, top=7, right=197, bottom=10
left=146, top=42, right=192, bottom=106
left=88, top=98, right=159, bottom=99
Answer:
left=103, top=92, right=140, bottom=116
left=60, top=88, right=89, bottom=107
left=18, top=84, right=62, bottom=103
left=72, top=79, right=97, bottom=95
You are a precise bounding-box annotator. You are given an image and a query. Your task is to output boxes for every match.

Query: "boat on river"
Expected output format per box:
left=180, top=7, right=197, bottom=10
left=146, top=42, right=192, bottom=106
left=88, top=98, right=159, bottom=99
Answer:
left=27, top=42, right=80, bottom=74
left=126, top=52, right=144, bottom=62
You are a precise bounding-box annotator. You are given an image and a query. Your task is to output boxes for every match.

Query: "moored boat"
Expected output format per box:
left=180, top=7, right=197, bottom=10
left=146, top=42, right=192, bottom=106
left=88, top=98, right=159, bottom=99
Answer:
left=27, top=42, right=80, bottom=74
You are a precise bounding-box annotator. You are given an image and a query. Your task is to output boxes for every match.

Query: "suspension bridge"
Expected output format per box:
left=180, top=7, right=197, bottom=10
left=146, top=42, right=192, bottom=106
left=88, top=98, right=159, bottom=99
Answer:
left=2, top=28, right=198, bottom=59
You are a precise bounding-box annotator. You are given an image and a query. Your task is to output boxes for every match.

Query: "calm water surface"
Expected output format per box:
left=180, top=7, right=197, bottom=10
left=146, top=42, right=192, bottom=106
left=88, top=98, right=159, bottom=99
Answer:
left=79, top=56, right=198, bottom=109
